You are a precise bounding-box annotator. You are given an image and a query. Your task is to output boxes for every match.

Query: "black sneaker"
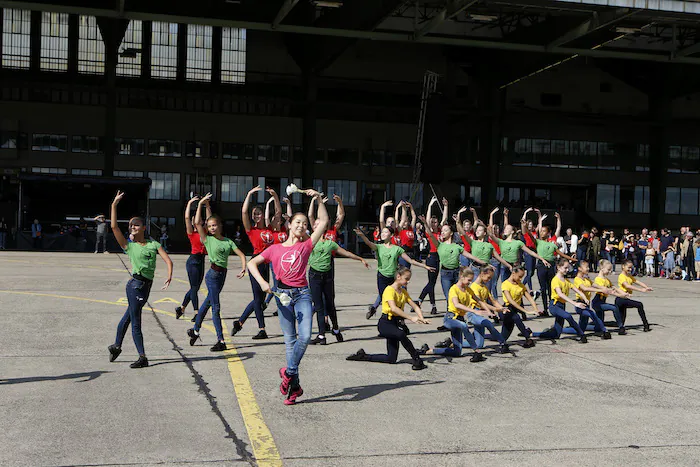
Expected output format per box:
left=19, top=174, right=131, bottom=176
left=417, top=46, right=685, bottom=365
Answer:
left=602, top=331, right=612, bottom=340
left=310, top=335, right=327, bottom=345
left=187, top=328, right=200, bottom=346
left=418, top=343, right=429, bottom=355
left=430, top=306, right=438, bottom=315
left=493, top=315, right=500, bottom=324
left=210, top=341, right=227, bottom=352
left=412, top=359, right=427, bottom=370
left=191, top=314, right=197, bottom=323
left=325, top=323, right=332, bottom=333
left=366, top=306, right=377, bottom=320
left=523, top=338, right=536, bottom=348
left=231, top=321, right=243, bottom=337
left=272, top=311, right=279, bottom=317
left=470, top=353, right=485, bottom=363
left=435, top=338, right=452, bottom=348
left=130, top=356, right=149, bottom=368
left=346, top=349, right=367, bottom=361
left=333, top=329, right=344, bottom=343
left=108, top=345, right=121, bottom=362
left=519, top=312, right=528, bottom=321
left=579, top=336, right=588, bottom=344
left=252, top=330, right=268, bottom=340
left=498, top=344, right=510, bottom=354
left=175, top=306, right=184, bottom=320
left=618, top=327, right=627, bottom=335
left=643, top=324, right=651, bottom=332
left=437, top=325, right=448, bottom=332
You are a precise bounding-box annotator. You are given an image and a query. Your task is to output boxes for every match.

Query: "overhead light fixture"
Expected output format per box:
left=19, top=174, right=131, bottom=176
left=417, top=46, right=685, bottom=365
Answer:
left=469, top=14, right=497, bottom=22
left=615, top=26, right=641, bottom=34
left=312, top=0, right=343, bottom=7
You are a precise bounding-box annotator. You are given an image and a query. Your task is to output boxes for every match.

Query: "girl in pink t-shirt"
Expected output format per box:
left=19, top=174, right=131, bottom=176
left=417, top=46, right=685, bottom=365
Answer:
left=248, top=188, right=328, bottom=405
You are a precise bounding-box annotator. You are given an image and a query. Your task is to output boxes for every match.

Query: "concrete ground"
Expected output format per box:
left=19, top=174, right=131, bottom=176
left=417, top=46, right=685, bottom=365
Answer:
left=1, top=251, right=699, bottom=467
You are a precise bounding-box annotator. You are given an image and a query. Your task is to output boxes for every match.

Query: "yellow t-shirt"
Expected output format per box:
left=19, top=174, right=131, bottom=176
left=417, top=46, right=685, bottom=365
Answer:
left=382, top=285, right=411, bottom=320
left=618, top=273, right=636, bottom=295
left=469, top=281, right=491, bottom=309
left=594, top=276, right=611, bottom=299
left=447, top=284, right=474, bottom=317
left=502, top=279, right=527, bottom=306
left=573, top=276, right=592, bottom=301
left=551, top=276, right=571, bottom=304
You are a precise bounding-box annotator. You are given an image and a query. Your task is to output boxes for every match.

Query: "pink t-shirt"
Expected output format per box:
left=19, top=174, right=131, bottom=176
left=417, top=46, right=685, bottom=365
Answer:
left=260, top=238, right=314, bottom=288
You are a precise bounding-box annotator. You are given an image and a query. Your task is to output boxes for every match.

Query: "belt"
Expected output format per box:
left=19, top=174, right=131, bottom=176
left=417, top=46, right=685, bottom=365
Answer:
left=132, top=274, right=153, bottom=284
left=211, top=263, right=227, bottom=272
left=277, top=280, right=293, bottom=289
left=441, top=266, right=458, bottom=271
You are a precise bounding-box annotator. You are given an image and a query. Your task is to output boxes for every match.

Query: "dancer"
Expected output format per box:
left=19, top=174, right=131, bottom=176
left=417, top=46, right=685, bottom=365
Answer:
left=247, top=188, right=327, bottom=405
left=454, top=206, right=475, bottom=267
left=379, top=200, right=401, bottom=245
left=616, top=259, right=652, bottom=332
left=356, top=225, right=435, bottom=320
left=461, top=211, right=511, bottom=293
left=309, top=193, right=345, bottom=245
left=569, top=260, right=612, bottom=339
left=500, top=265, right=538, bottom=348
left=108, top=190, right=173, bottom=368
left=347, top=267, right=429, bottom=369
left=187, top=194, right=246, bottom=351
left=396, top=200, right=417, bottom=268
left=264, top=196, right=293, bottom=316
left=467, top=266, right=509, bottom=350
left=176, top=196, right=211, bottom=320
left=417, top=197, right=447, bottom=314
left=532, top=258, right=589, bottom=343
left=309, top=218, right=370, bottom=345
left=592, top=259, right=628, bottom=335
left=231, top=186, right=278, bottom=340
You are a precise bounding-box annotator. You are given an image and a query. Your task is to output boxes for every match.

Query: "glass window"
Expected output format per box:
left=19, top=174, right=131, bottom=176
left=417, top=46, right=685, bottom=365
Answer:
left=596, top=184, right=619, bottom=212
left=665, top=187, right=680, bottom=214
left=327, top=148, right=359, bottom=165
left=221, top=175, right=253, bottom=202
left=534, top=189, right=550, bottom=200
left=633, top=186, right=650, bottom=214
left=2, top=9, right=31, bottom=69
left=40, top=12, right=69, bottom=71
left=116, top=137, right=145, bottom=156
left=394, top=152, right=413, bottom=168
left=394, top=182, right=423, bottom=207
left=117, top=20, right=142, bottom=76
left=71, top=168, right=102, bottom=176
left=32, top=167, right=67, bottom=174
left=72, top=135, right=102, bottom=154
left=185, top=141, right=202, bottom=158
left=209, top=142, right=218, bottom=159
left=148, top=172, right=180, bottom=200
left=326, top=180, right=357, bottom=206
left=668, top=146, right=682, bottom=173
left=114, top=170, right=144, bottom=178
left=222, top=143, right=254, bottom=160
left=186, top=24, right=212, bottom=81
left=469, top=186, right=481, bottom=206
left=32, top=134, right=67, bottom=152
left=636, top=144, right=650, bottom=172
left=148, top=140, right=181, bottom=157
left=78, top=16, right=105, bottom=74
left=681, top=146, right=700, bottom=174
left=315, top=148, right=325, bottom=164
left=221, top=27, right=246, bottom=84
left=496, top=187, right=505, bottom=203
left=680, top=188, right=699, bottom=215
left=151, top=22, right=178, bottom=79
left=507, top=187, right=521, bottom=203
left=279, top=146, right=291, bottom=163
left=0, top=130, right=17, bottom=149
left=257, top=144, right=275, bottom=162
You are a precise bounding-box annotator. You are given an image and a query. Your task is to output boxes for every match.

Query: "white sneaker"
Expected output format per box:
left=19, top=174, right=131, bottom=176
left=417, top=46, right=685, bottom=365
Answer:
left=104, top=251, right=110, bottom=254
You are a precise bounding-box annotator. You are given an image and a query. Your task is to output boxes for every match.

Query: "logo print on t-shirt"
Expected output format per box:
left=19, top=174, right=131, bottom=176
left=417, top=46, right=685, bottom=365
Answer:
left=406, top=231, right=414, bottom=239
left=278, top=232, right=288, bottom=242
left=260, top=231, right=273, bottom=244
left=280, top=250, right=302, bottom=275
left=324, top=231, right=336, bottom=241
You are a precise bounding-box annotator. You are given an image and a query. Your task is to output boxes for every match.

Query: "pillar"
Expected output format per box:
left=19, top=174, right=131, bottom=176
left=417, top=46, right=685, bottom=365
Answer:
left=67, top=14, right=78, bottom=75
left=30, top=11, right=41, bottom=72
left=302, top=69, right=317, bottom=190
left=211, top=26, right=222, bottom=85
left=648, top=91, right=671, bottom=229
left=142, top=21, right=152, bottom=79
left=478, top=78, right=503, bottom=213
left=176, top=23, right=187, bottom=82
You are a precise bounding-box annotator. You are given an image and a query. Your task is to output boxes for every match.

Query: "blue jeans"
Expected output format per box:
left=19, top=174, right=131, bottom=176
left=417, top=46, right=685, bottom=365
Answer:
left=489, top=257, right=501, bottom=299
left=459, top=254, right=471, bottom=267
left=0, top=232, right=6, bottom=249
left=114, top=278, right=152, bottom=355
left=195, top=268, right=227, bottom=342
left=181, top=254, right=205, bottom=311
left=563, top=300, right=607, bottom=334
left=523, top=253, right=535, bottom=290
left=276, top=286, right=314, bottom=376
left=534, top=301, right=584, bottom=338
left=468, top=311, right=506, bottom=347
left=501, top=263, right=513, bottom=284
left=440, top=268, right=459, bottom=308
left=398, top=251, right=412, bottom=269
left=499, top=305, right=532, bottom=341
left=419, top=252, right=439, bottom=305
left=240, top=261, right=268, bottom=329
left=432, top=313, right=477, bottom=356
left=373, top=272, right=395, bottom=309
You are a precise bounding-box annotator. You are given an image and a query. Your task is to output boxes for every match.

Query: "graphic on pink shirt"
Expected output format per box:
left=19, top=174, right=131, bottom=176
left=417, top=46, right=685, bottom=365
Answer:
left=261, top=238, right=313, bottom=287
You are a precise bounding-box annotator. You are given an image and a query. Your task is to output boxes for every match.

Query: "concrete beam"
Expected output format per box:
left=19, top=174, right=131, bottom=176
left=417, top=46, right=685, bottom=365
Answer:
left=547, top=8, right=637, bottom=49
left=414, top=0, right=479, bottom=39
left=676, top=40, right=700, bottom=58
left=272, top=0, right=300, bottom=29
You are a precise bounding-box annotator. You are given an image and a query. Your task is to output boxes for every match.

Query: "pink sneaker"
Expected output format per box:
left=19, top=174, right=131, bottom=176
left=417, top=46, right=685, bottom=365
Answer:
left=284, top=385, right=304, bottom=405
left=279, top=368, right=291, bottom=395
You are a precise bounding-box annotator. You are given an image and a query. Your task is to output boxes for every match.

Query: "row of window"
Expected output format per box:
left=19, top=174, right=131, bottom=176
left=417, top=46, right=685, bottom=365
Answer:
left=596, top=184, right=700, bottom=215
left=1, top=10, right=246, bottom=83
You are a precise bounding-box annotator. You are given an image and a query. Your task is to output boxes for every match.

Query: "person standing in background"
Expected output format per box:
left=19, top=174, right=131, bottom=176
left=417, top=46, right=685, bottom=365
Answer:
left=651, top=230, right=661, bottom=276
left=93, top=214, right=109, bottom=254
left=0, top=217, right=7, bottom=249
left=31, top=219, right=42, bottom=250
left=589, top=228, right=601, bottom=272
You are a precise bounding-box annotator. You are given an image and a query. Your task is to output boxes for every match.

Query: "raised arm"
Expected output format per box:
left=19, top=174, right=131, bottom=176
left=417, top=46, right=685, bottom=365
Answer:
left=266, top=187, right=282, bottom=231
left=379, top=200, right=393, bottom=230
left=418, top=214, right=440, bottom=246
left=406, top=201, right=417, bottom=229
left=194, top=194, right=210, bottom=244
left=242, top=185, right=262, bottom=232
left=488, top=207, right=499, bottom=232
left=282, top=197, right=293, bottom=229
left=336, top=245, right=370, bottom=269
left=184, top=197, right=197, bottom=235
left=503, top=208, right=509, bottom=229
left=554, top=212, right=562, bottom=238
left=426, top=196, right=438, bottom=223
left=333, top=194, right=345, bottom=230
left=535, top=209, right=544, bottom=235
left=454, top=206, right=467, bottom=236
left=110, top=191, right=128, bottom=250
left=440, top=198, right=449, bottom=226
left=308, top=190, right=328, bottom=245
left=264, top=197, right=274, bottom=228
left=470, top=206, right=480, bottom=226
left=307, top=196, right=317, bottom=228
left=394, top=201, right=402, bottom=225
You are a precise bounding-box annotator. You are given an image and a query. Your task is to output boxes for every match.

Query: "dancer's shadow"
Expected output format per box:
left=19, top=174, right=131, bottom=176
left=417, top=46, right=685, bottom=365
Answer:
left=301, top=380, right=443, bottom=403
left=0, top=370, right=109, bottom=385
left=148, top=352, right=255, bottom=367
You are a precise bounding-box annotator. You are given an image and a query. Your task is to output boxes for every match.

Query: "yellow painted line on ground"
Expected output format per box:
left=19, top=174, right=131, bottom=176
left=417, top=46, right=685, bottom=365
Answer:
left=0, top=289, right=282, bottom=467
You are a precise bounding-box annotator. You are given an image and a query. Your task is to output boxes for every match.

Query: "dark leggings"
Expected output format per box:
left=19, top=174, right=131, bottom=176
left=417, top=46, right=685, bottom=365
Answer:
left=309, top=268, right=338, bottom=335
left=614, top=297, right=649, bottom=326
left=499, top=305, right=532, bottom=341
left=536, top=261, right=556, bottom=312
left=181, top=254, right=205, bottom=311
left=419, top=252, right=439, bottom=305
left=239, top=261, right=269, bottom=328
left=365, top=315, right=420, bottom=364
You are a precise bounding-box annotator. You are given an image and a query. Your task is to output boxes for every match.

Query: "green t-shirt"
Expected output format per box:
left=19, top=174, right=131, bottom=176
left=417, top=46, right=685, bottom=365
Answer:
left=468, top=239, right=494, bottom=263
left=203, top=235, right=238, bottom=268
left=377, top=244, right=404, bottom=278
left=437, top=242, right=464, bottom=269
left=124, top=240, right=161, bottom=280
left=535, top=239, right=558, bottom=261
left=309, top=240, right=339, bottom=273
left=498, top=239, right=525, bottom=264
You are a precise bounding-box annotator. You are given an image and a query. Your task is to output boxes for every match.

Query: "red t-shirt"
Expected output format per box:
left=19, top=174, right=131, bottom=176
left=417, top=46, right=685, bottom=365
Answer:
left=261, top=238, right=314, bottom=288
left=391, top=234, right=401, bottom=246
left=373, top=230, right=381, bottom=242
left=427, top=234, right=438, bottom=253
left=324, top=227, right=338, bottom=242
left=489, top=238, right=501, bottom=255
left=247, top=227, right=274, bottom=255
left=273, top=227, right=288, bottom=245
left=188, top=232, right=206, bottom=255
left=399, top=229, right=415, bottom=249
left=461, top=231, right=475, bottom=253
left=523, top=231, right=536, bottom=249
